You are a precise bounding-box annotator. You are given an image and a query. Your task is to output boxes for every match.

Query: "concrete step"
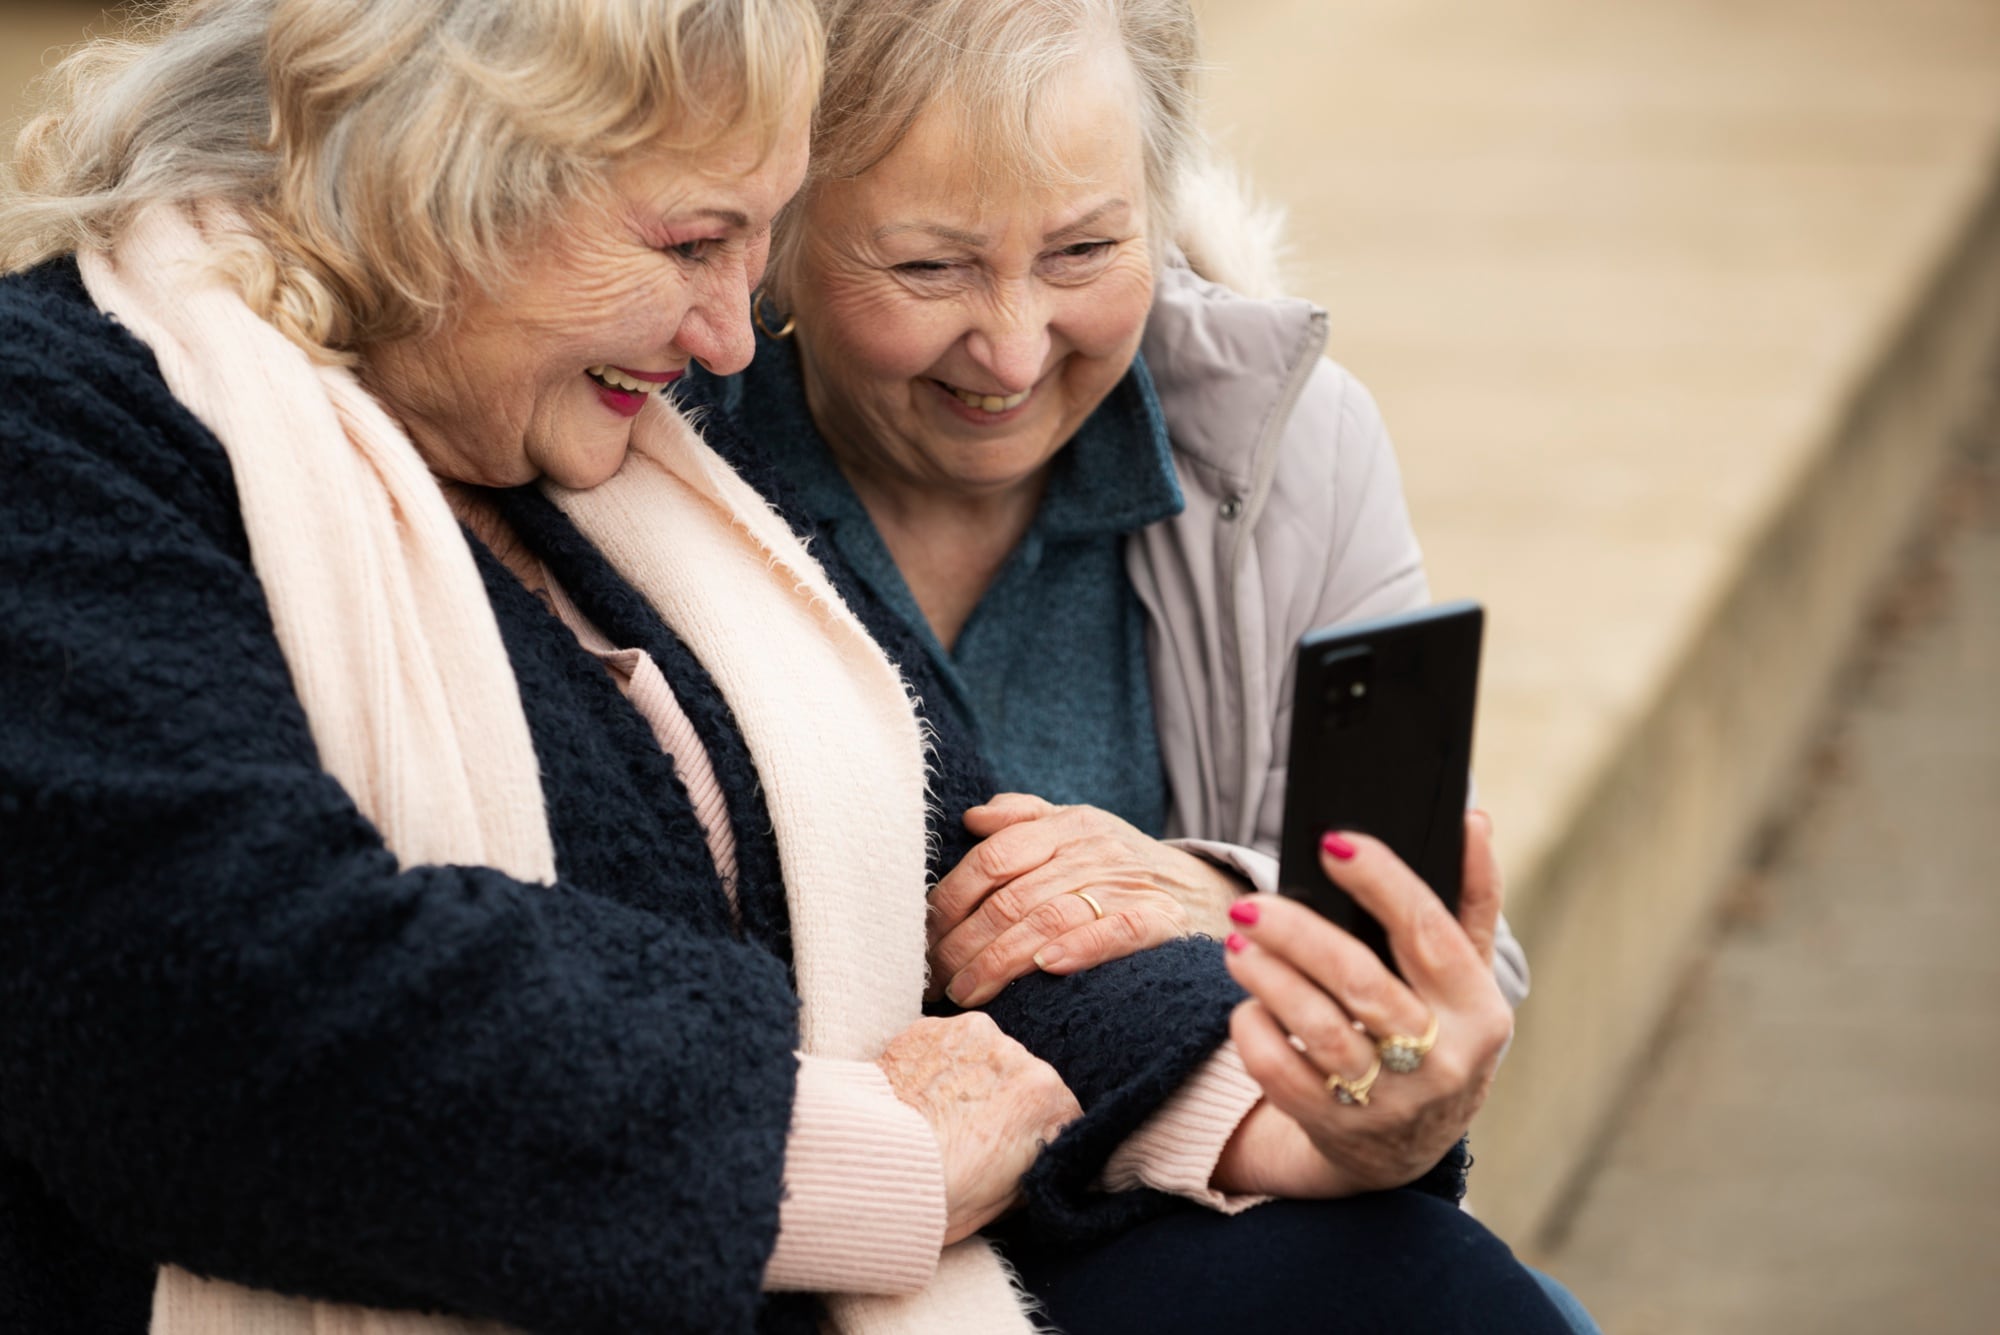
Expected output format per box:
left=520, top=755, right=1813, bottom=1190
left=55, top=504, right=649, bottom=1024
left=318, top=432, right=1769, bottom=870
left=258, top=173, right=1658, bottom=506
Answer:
left=1196, top=0, right=2000, bottom=1242
left=1536, top=439, right=2000, bottom=1333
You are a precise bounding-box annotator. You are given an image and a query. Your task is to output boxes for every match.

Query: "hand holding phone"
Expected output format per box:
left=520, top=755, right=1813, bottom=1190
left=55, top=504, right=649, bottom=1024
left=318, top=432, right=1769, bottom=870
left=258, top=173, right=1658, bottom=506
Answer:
left=1276, top=601, right=1483, bottom=971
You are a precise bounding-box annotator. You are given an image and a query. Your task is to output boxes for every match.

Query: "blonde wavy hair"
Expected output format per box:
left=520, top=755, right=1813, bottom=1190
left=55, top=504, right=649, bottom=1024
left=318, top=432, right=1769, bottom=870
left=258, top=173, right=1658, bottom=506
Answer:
left=762, top=0, right=1285, bottom=304
left=1, top=0, right=823, bottom=355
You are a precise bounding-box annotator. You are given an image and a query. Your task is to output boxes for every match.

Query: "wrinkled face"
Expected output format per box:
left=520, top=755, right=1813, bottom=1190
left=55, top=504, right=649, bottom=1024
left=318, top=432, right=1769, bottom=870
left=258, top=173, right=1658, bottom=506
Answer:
left=367, top=103, right=811, bottom=490
left=786, top=52, right=1155, bottom=501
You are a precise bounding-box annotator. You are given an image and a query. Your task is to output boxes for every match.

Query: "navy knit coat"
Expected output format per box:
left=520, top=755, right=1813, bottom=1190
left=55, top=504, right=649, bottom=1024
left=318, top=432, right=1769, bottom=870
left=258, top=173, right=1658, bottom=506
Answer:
left=0, top=261, right=1247, bottom=1334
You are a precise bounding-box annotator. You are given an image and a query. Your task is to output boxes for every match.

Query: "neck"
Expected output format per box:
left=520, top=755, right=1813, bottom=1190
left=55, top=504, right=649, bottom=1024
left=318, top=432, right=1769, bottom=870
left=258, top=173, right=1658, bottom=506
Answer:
left=852, top=461, right=1047, bottom=653
left=829, top=447, right=1046, bottom=656
left=799, top=362, right=1050, bottom=650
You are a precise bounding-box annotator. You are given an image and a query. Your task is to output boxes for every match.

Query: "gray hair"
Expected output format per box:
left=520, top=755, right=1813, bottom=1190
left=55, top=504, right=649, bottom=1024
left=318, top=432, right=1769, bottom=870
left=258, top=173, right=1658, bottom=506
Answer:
left=763, top=0, right=1213, bottom=302
left=2, top=0, right=823, bottom=355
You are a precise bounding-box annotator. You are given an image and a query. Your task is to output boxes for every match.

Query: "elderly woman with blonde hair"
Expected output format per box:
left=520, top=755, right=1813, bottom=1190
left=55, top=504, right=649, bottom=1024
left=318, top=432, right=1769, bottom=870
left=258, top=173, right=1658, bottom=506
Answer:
left=1, top=1, right=1263, bottom=1332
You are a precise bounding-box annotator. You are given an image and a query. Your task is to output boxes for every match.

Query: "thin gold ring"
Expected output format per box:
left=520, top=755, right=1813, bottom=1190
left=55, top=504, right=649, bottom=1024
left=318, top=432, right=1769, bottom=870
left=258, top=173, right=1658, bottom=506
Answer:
left=1377, top=1013, right=1441, bottom=1075
left=1068, top=889, right=1106, bottom=921
left=752, top=290, right=795, bottom=339
left=1325, top=1054, right=1382, bottom=1107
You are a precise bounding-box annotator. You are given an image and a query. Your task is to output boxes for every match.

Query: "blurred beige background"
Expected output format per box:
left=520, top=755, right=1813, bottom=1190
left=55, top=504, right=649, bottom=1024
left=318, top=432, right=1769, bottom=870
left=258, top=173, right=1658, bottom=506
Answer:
left=2, top=3, right=122, bottom=139
left=8, top=2, right=2000, bottom=1330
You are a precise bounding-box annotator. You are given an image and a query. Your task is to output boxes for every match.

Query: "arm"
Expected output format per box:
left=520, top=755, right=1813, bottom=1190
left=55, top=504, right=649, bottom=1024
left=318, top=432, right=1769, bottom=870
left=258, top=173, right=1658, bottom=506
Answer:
left=0, top=349, right=802, bottom=1333
left=967, top=936, right=1244, bottom=1246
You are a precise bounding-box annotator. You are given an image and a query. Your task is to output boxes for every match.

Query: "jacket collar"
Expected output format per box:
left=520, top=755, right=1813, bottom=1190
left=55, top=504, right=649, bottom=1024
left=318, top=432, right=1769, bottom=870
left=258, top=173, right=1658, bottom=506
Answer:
left=1139, top=253, right=1329, bottom=488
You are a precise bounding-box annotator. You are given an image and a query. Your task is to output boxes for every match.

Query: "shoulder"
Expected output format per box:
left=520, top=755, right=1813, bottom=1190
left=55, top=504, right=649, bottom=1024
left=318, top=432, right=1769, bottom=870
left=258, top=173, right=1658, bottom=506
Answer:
left=1, top=257, right=168, bottom=393
left=0, top=259, right=243, bottom=546
left=1141, top=259, right=1328, bottom=479
left=1144, top=271, right=1424, bottom=622
left=1276, top=355, right=1395, bottom=501
left=1135, top=263, right=1408, bottom=575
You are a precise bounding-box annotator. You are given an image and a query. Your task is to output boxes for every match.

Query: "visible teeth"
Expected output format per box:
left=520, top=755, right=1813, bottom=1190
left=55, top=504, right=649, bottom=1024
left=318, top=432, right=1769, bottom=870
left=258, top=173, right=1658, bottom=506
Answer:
left=587, top=364, right=660, bottom=394
left=947, top=384, right=1030, bottom=413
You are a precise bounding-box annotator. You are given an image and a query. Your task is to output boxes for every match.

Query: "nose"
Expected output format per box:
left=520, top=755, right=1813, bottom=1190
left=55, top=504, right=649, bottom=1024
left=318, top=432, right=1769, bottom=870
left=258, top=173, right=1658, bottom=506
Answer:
left=675, top=264, right=758, bottom=377
left=963, top=286, right=1051, bottom=393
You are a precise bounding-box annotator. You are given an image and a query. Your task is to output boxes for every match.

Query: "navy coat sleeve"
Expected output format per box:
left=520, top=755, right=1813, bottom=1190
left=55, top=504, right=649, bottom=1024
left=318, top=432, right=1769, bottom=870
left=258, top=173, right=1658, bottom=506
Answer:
left=0, top=268, right=804, bottom=1334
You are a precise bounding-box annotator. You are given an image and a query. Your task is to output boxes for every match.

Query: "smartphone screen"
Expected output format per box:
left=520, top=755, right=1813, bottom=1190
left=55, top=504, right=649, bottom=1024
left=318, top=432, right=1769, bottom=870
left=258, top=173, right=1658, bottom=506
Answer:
left=1276, top=600, right=1483, bottom=971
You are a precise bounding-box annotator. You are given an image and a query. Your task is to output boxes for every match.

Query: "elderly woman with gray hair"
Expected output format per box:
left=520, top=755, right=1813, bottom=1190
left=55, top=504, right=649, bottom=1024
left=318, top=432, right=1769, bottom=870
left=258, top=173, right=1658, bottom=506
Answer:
left=0, top=0, right=1577, bottom=1333
left=677, top=0, right=1602, bottom=1329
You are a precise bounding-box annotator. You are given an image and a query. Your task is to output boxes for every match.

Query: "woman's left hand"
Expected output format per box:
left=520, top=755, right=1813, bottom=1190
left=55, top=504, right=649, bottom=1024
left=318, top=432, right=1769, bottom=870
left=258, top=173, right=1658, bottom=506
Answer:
left=1214, top=814, right=1515, bottom=1198
left=928, top=793, right=1243, bottom=1007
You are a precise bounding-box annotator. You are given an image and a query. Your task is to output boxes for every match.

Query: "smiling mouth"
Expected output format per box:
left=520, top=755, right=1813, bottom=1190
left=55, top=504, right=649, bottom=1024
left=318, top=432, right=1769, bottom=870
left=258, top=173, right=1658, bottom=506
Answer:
left=931, top=379, right=1032, bottom=414
left=587, top=364, right=682, bottom=394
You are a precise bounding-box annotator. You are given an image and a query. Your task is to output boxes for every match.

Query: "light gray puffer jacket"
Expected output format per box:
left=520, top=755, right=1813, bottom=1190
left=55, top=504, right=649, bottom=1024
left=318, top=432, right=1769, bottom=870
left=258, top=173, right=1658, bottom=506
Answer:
left=1133, top=258, right=1529, bottom=1004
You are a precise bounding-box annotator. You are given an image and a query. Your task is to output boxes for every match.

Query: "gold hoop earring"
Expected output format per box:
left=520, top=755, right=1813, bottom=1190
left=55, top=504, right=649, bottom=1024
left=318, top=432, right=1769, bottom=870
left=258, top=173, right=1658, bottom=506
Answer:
left=752, top=289, right=796, bottom=339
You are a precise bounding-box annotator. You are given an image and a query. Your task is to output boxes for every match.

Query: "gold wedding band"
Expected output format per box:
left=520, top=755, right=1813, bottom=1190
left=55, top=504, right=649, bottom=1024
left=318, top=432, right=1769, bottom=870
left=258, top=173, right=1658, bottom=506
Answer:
left=1068, top=889, right=1106, bottom=920
left=1377, top=1013, right=1441, bottom=1075
left=1325, top=1055, right=1382, bottom=1107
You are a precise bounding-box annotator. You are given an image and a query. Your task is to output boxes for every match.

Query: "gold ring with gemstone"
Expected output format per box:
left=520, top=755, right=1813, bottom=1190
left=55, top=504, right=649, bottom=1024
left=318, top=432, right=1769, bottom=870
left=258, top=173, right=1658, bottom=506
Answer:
left=1068, top=889, right=1106, bottom=920
left=1325, top=1054, right=1382, bottom=1107
left=1377, top=1013, right=1440, bottom=1075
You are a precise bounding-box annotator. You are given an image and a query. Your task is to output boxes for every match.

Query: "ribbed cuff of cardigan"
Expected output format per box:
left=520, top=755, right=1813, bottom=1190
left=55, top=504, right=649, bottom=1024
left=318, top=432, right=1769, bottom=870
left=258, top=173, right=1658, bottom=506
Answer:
left=1098, top=1040, right=1271, bottom=1214
left=763, top=1054, right=947, bottom=1293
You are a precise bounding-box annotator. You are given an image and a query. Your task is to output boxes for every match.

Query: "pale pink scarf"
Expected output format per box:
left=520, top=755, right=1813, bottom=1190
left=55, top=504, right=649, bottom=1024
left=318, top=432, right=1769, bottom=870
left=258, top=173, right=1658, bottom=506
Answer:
left=81, top=205, right=1040, bottom=1335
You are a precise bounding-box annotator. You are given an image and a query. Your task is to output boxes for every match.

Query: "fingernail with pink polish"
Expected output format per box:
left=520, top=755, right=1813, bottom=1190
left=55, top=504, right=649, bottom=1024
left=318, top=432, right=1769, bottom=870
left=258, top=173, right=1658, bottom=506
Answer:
left=1321, top=832, right=1357, bottom=861
left=1225, top=932, right=1248, bottom=953
left=1228, top=899, right=1261, bottom=926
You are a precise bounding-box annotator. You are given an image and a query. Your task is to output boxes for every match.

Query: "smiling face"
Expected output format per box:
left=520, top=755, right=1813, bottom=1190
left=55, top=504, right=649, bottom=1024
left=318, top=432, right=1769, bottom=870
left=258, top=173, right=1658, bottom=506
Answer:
left=784, top=48, right=1156, bottom=504
left=364, top=103, right=811, bottom=490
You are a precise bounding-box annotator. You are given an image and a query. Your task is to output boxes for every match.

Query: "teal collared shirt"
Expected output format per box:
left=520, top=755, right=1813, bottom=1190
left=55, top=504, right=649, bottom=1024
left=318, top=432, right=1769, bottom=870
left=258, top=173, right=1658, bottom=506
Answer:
left=683, top=336, right=1184, bottom=835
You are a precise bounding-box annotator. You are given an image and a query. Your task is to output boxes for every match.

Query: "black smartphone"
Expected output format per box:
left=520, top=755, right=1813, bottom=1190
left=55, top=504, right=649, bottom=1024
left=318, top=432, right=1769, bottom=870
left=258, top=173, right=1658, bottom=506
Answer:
left=1276, top=600, right=1484, bottom=971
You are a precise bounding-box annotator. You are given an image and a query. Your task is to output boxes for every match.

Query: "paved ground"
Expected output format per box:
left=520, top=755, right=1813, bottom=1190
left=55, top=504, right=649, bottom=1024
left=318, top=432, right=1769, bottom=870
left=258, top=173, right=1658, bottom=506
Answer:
left=1535, top=425, right=2000, bottom=1332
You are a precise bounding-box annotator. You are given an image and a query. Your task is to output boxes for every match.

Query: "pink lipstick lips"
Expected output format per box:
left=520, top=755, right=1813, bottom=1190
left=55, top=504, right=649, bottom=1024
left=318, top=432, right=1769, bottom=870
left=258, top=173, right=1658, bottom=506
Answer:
left=587, top=364, right=684, bottom=418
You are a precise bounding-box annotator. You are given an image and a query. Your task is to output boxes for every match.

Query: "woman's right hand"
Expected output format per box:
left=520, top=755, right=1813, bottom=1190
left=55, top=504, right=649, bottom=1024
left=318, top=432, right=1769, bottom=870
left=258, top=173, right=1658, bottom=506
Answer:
left=876, top=1013, right=1083, bottom=1244
left=1214, top=812, right=1515, bottom=1197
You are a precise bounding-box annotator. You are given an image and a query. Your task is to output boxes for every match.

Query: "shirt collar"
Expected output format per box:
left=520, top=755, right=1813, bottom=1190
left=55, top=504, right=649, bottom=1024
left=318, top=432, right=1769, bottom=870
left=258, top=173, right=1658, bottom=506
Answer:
left=1036, top=354, right=1184, bottom=539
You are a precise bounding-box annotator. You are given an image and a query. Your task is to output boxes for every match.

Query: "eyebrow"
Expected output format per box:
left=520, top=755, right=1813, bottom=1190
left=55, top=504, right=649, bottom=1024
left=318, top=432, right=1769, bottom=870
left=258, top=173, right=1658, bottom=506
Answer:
left=1043, top=199, right=1130, bottom=241
left=687, top=207, right=751, bottom=230
left=872, top=199, right=1132, bottom=250
left=873, top=221, right=988, bottom=248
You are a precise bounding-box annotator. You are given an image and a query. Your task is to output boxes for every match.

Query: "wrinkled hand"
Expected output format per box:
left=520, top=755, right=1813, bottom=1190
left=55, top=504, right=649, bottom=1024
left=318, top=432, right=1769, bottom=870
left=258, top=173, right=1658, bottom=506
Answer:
left=929, top=794, right=1241, bottom=1006
left=1214, top=812, right=1514, bottom=1198
left=875, top=1013, right=1083, bottom=1244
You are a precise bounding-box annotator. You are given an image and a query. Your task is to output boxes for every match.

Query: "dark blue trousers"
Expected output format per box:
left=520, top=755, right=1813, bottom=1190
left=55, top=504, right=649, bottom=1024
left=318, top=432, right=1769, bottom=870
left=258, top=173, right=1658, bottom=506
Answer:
left=1005, top=1192, right=1573, bottom=1334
